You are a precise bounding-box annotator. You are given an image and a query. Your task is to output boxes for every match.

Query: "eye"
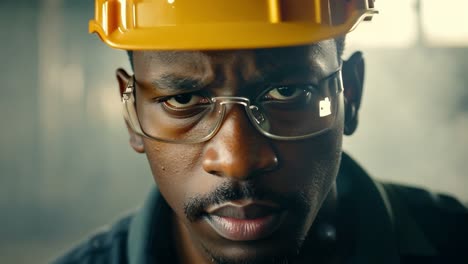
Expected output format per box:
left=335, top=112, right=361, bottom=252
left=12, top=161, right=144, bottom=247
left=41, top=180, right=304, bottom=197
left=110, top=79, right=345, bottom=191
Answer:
left=163, top=93, right=210, bottom=109
left=265, top=86, right=308, bottom=101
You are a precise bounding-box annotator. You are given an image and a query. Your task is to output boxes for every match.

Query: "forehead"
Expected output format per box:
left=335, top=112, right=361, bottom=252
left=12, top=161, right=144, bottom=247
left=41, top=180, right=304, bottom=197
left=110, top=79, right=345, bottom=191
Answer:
left=133, top=39, right=339, bottom=82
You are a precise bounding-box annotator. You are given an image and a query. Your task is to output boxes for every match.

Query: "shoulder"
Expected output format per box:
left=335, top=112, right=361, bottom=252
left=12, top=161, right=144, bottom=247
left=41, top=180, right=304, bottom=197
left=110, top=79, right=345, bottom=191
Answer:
left=51, top=215, right=133, bottom=264
left=381, top=183, right=468, bottom=259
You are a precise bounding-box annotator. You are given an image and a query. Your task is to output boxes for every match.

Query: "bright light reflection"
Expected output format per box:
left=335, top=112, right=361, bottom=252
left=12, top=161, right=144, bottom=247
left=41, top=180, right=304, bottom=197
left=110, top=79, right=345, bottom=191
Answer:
left=168, top=0, right=175, bottom=4
left=345, top=0, right=417, bottom=48
left=345, top=0, right=468, bottom=49
left=421, top=0, right=468, bottom=46
left=120, top=0, right=127, bottom=29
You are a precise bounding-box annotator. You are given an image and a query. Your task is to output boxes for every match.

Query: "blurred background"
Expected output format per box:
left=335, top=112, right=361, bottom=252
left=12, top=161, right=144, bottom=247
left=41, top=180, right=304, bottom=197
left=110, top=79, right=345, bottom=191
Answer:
left=0, top=0, right=467, bottom=263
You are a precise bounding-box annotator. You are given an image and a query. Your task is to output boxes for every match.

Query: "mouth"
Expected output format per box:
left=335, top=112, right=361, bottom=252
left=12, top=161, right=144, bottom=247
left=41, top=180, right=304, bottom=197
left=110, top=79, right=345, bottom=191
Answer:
left=204, top=201, right=287, bottom=241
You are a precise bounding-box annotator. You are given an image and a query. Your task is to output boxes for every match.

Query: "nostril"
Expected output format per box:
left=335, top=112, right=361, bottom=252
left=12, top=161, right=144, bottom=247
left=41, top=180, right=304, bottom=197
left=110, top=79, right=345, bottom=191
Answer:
left=202, top=150, right=279, bottom=179
left=206, top=170, right=223, bottom=177
left=202, top=149, right=226, bottom=177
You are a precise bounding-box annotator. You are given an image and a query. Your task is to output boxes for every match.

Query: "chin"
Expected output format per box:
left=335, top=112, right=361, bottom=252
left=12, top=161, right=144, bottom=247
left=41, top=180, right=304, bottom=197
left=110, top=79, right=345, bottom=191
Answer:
left=199, top=224, right=308, bottom=264
left=202, top=242, right=300, bottom=264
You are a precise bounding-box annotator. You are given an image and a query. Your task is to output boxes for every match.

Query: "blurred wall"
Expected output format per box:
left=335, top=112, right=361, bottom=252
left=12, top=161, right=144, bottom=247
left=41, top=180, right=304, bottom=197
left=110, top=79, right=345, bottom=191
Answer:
left=0, top=0, right=467, bottom=263
left=0, top=1, right=153, bottom=263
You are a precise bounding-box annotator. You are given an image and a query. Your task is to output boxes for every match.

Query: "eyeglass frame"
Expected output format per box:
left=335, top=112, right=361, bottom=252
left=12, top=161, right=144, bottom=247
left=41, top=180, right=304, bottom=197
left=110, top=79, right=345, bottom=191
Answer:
left=122, top=67, right=344, bottom=144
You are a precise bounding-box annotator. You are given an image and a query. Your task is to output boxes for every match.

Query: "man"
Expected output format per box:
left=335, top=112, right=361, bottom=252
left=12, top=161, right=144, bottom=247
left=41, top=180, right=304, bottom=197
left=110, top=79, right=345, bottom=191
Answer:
left=54, top=1, right=467, bottom=263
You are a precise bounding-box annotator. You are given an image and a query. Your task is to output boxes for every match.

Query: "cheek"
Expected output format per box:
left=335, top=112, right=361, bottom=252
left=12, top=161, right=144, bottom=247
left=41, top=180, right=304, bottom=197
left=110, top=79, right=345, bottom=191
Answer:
left=270, top=108, right=344, bottom=214
left=142, top=141, right=205, bottom=216
left=277, top=129, right=342, bottom=186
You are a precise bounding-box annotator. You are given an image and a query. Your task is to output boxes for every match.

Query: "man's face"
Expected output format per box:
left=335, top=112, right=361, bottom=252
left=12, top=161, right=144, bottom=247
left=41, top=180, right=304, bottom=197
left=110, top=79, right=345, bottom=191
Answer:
left=127, top=40, right=345, bottom=263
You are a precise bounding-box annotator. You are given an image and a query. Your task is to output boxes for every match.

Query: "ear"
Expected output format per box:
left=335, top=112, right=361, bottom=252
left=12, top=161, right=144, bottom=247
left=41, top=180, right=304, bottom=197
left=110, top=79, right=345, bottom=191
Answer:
left=342, top=52, right=365, bottom=136
left=116, top=68, right=145, bottom=153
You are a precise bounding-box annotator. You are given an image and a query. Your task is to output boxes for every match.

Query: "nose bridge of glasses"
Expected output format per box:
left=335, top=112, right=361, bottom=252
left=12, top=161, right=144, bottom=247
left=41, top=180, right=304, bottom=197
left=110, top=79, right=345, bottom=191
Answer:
left=212, top=96, right=266, bottom=126
left=213, top=96, right=250, bottom=106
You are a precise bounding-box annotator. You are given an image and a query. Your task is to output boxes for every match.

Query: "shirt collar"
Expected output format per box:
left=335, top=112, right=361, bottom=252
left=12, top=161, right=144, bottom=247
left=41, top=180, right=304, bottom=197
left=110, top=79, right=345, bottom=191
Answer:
left=339, top=153, right=437, bottom=263
left=127, top=188, right=173, bottom=264
left=337, top=153, right=400, bottom=263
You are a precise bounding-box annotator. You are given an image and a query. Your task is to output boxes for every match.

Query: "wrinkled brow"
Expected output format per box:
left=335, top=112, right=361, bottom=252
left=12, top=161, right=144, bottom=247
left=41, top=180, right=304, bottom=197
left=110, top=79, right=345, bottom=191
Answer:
left=151, top=74, right=206, bottom=92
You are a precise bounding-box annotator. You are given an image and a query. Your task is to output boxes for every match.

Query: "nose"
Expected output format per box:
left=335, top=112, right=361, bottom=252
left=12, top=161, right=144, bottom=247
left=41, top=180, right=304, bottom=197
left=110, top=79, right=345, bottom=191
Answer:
left=202, top=105, right=279, bottom=180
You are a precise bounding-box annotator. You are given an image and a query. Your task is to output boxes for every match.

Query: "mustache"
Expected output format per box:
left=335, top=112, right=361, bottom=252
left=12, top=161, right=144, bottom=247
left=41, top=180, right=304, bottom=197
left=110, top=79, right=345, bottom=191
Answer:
left=184, top=181, right=311, bottom=222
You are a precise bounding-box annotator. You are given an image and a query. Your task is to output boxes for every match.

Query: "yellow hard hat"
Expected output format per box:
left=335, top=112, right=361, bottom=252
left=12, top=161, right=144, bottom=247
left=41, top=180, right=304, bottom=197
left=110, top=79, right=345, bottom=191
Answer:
left=89, top=0, right=377, bottom=50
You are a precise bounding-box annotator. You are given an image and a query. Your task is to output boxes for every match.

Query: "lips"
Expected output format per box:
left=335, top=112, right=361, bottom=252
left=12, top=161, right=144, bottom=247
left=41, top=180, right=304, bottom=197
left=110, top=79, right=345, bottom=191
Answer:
left=210, top=203, right=278, bottom=219
left=204, top=201, right=286, bottom=241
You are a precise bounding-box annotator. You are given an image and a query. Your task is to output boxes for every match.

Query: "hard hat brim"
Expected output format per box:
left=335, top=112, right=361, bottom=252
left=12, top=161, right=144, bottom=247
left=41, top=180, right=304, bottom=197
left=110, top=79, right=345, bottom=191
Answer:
left=89, top=11, right=376, bottom=50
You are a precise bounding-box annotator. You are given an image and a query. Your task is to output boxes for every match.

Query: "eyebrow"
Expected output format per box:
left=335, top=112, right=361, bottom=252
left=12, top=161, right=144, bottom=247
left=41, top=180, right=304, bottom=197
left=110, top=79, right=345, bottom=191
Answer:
left=256, top=65, right=318, bottom=84
left=151, top=74, right=206, bottom=92
left=149, top=65, right=320, bottom=92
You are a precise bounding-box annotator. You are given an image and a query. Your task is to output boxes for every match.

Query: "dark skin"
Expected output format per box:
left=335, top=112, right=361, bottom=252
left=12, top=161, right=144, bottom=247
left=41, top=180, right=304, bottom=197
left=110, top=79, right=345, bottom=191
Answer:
left=116, top=39, right=364, bottom=264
